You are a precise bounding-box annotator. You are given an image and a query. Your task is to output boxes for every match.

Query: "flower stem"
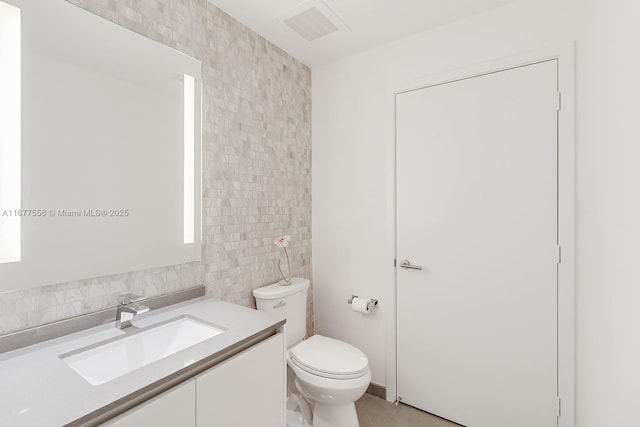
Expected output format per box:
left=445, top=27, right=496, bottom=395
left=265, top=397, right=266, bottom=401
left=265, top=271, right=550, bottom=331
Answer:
left=277, top=247, right=291, bottom=284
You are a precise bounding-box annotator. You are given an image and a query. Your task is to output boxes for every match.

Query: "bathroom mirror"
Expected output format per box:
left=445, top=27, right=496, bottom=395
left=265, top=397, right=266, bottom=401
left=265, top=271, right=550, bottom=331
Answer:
left=0, top=0, right=202, bottom=292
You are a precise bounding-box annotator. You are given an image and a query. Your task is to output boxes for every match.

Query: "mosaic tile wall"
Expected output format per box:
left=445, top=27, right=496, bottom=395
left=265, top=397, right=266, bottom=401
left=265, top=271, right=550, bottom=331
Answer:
left=0, top=0, right=313, bottom=336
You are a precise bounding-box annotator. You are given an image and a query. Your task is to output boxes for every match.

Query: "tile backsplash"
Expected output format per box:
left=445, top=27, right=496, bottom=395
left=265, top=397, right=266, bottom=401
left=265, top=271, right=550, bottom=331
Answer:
left=0, top=0, right=312, bottom=335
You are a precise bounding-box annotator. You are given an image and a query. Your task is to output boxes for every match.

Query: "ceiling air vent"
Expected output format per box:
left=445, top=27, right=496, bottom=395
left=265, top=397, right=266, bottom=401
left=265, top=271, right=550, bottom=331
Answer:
left=278, top=0, right=348, bottom=42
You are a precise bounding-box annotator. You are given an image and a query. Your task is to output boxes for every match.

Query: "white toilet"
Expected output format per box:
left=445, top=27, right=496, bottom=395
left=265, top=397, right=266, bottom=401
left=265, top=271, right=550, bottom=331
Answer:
left=253, top=278, right=371, bottom=427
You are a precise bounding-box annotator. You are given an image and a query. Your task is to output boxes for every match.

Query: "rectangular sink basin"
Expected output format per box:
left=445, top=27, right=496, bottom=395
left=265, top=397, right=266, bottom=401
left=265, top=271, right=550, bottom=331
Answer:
left=60, top=316, right=225, bottom=385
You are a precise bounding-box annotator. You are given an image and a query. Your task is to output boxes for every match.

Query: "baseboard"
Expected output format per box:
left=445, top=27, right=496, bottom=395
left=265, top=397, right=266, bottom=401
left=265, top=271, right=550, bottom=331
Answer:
left=366, top=382, right=386, bottom=399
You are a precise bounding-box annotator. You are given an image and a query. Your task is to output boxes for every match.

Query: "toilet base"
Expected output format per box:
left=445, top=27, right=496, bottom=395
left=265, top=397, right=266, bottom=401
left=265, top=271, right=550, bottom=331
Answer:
left=287, top=409, right=312, bottom=427
left=312, top=402, right=360, bottom=427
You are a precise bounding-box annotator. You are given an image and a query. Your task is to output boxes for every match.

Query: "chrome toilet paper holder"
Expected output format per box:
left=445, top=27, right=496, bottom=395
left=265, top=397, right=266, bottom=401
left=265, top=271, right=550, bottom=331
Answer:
left=347, top=295, right=378, bottom=310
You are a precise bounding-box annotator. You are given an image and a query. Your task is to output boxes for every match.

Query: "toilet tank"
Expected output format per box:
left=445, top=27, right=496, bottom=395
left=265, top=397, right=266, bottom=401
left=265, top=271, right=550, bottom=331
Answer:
left=252, top=277, right=310, bottom=348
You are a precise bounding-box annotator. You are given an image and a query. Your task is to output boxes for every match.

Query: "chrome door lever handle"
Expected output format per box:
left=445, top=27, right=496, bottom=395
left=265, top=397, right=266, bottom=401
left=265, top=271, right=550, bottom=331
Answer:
left=399, top=259, right=423, bottom=270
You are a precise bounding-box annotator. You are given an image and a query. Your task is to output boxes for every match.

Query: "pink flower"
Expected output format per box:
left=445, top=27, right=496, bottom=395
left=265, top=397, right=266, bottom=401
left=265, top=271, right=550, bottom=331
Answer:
left=274, top=235, right=290, bottom=248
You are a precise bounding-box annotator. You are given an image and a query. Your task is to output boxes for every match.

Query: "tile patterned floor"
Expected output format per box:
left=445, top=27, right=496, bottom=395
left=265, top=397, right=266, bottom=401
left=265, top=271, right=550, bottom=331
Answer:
left=355, top=394, right=462, bottom=427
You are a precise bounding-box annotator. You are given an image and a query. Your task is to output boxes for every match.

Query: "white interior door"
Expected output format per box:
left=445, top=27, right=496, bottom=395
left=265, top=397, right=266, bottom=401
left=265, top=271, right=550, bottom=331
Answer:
left=396, top=60, right=559, bottom=427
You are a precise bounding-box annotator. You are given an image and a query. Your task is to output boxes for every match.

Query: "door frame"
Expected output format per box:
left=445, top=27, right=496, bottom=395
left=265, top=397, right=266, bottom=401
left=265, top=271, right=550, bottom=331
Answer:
left=384, top=43, right=576, bottom=427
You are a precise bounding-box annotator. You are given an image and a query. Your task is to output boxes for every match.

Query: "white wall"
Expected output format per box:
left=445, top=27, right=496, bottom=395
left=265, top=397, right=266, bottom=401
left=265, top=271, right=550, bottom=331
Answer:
left=314, top=0, right=640, bottom=424
left=312, top=0, right=579, bottom=388
left=576, top=0, right=640, bottom=426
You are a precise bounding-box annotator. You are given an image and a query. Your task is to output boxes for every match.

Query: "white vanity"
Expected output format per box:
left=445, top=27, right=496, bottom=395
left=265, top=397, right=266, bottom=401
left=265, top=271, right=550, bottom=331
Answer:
left=104, top=333, right=283, bottom=427
left=0, top=295, right=285, bottom=426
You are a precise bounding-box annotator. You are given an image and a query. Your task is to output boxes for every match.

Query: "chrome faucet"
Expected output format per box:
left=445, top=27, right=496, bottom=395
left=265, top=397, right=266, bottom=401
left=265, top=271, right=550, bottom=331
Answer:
left=115, top=293, right=149, bottom=330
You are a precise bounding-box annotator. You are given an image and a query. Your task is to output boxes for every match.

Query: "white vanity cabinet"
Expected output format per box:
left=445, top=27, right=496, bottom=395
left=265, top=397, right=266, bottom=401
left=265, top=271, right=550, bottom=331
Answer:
left=196, top=333, right=285, bottom=427
left=103, top=380, right=196, bottom=427
left=101, top=333, right=284, bottom=427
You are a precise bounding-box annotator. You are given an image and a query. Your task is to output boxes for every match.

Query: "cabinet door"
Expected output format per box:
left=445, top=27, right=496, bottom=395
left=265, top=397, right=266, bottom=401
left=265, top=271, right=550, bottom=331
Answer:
left=102, top=379, right=195, bottom=427
left=196, top=333, right=284, bottom=427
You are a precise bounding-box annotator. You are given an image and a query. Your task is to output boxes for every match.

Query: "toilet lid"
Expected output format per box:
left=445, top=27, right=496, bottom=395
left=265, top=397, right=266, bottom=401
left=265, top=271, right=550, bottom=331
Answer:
left=289, top=335, right=369, bottom=379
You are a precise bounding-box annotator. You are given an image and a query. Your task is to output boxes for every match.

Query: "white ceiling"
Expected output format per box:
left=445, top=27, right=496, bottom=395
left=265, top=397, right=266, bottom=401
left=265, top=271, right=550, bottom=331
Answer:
left=209, top=0, right=520, bottom=66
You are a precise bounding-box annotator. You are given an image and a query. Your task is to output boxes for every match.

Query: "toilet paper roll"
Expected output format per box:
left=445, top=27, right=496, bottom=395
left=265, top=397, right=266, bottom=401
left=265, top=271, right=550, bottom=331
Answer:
left=351, top=297, right=371, bottom=314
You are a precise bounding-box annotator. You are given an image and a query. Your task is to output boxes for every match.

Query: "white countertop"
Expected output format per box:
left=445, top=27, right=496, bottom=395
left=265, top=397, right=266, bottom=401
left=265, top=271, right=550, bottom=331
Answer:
left=0, top=297, right=284, bottom=426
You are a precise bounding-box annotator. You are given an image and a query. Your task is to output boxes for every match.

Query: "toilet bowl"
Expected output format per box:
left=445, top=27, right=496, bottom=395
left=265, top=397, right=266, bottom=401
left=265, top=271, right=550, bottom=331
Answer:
left=288, top=335, right=371, bottom=427
left=253, top=278, right=370, bottom=427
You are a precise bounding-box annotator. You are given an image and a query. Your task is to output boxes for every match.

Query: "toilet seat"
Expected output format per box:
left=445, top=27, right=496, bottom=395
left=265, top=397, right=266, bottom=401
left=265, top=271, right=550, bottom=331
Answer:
left=289, top=335, right=369, bottom=380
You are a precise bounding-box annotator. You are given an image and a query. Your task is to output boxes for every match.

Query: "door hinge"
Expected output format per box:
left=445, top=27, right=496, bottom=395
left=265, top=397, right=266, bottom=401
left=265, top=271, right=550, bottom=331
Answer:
left=557, top=396, right=561, bottom=417
left=556, top=245, right=562, bottom=264
left=394, top=258, right=397, bottom=267
left=556, top=92, right=562, bottom=111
